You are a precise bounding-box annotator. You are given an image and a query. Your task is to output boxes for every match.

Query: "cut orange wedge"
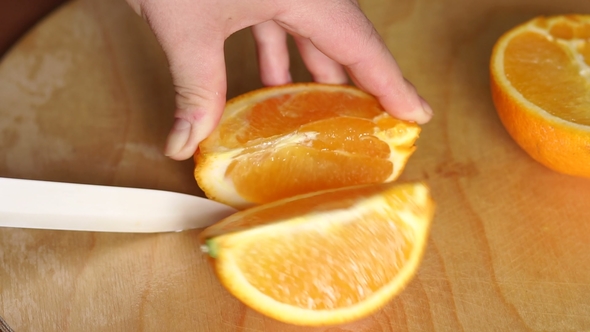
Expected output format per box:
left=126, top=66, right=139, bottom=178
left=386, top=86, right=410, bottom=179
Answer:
left=490, top=15, right=590, bottom=178
left=200, top=181, right=435, bottom=326
left=195, top=83, right=421, bottom=209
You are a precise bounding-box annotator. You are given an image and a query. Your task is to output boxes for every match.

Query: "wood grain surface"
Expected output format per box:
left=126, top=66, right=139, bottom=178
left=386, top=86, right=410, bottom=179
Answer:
left=1, top=0, right=590, bottom=331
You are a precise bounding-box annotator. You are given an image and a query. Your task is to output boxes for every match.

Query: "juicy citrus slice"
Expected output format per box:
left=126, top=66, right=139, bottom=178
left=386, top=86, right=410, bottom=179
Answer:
left=200, top=181, right=435, bottom=326
left=490, top=15, right=590, bottom=178
left=195, top=83, right=421, bottom=209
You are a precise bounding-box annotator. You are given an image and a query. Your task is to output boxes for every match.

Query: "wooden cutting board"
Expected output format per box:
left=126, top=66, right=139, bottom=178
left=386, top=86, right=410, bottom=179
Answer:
left=1, top=0, right=590, bottom=331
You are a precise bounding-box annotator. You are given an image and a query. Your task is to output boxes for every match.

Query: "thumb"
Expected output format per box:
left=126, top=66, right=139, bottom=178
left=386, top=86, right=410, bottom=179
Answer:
left=137, top=1, right=227, bottom=160
left=164, top=53, right=227, bottom=161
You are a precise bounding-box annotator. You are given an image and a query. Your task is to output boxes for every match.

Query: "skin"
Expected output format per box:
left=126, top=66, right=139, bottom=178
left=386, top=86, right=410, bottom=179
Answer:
left=125, top=0, right=433, bottom=160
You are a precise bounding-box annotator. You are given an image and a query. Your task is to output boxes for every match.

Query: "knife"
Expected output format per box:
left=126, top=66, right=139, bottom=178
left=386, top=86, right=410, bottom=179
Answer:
left=0, top=177, right=237, bottom=233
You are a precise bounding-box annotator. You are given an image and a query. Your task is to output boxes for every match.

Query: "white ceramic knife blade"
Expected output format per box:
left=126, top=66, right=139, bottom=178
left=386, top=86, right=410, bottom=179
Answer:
left=0, top=177, right=237, bottom=233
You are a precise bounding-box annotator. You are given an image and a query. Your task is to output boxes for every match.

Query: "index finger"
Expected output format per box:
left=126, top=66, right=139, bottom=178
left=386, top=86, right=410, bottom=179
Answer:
left=276, top=0, right=433, bottom=124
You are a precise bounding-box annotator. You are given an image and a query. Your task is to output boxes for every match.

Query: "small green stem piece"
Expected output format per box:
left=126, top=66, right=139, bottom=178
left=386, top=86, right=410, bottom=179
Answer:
left=202, top=239, right=219, bottom=258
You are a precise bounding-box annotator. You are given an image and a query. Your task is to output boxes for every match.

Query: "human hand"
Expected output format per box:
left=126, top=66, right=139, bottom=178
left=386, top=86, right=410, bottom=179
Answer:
left=125, top=0, right=434, bottom=160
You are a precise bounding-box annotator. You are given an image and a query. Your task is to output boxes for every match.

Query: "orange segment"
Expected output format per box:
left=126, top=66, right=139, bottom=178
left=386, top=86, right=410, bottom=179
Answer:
left=200, top=181, right=435, bottom=326
left=490, top=15, right=590, bottom=178
left=227, top=145, right=394, bottom=204
left=195, top=83, right=421, bottom=209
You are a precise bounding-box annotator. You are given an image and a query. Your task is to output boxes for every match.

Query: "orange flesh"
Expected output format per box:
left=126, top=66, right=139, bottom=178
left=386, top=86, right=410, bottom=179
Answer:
left=228, top=145, right=393, bottom=204
left=219, top=91, right=385, bottom=148
left=235, top=213, right=414, bottom=309
left=215, top=90, right=401, bottom=204
left=504, top=30, right=590, bottom=125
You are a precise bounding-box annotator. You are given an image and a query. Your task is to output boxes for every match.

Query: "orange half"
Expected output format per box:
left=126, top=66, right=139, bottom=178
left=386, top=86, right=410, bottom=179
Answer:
left=490, top=15, right=590, bottom=177
left=195, top=83, right=421, bottom=209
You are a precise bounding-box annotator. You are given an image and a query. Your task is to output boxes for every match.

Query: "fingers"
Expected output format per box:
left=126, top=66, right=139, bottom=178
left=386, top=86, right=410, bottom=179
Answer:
left=127, top=0, right=432, bottom=166
left=251, top=21, right=292, bottom=86
left=278, top=0, right=433, bottom=123
left=293, top=35, right=348, bottom=84
left=139, top=1, right=228, bottom=160
left=252, top=20, right=347, bottom=86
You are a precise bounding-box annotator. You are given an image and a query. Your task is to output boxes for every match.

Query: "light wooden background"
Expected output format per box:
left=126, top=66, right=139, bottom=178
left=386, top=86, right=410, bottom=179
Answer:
left=1, top=0, right=590, bottom=331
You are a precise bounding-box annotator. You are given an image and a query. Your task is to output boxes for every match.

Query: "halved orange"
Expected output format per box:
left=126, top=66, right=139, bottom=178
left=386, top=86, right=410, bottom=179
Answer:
left=195, top=83, right=421, bottom=209
left=490, top=15, right=590, bottom=178
left=200, top=181, right=435, bottom=326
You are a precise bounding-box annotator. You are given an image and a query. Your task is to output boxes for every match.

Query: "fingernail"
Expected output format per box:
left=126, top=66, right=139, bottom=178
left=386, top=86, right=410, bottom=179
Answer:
left=165, top=118, right=191, bottom=156
left=420, top=97, right=434, bottom=116
left=414, top=97, right=434, bottom=124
